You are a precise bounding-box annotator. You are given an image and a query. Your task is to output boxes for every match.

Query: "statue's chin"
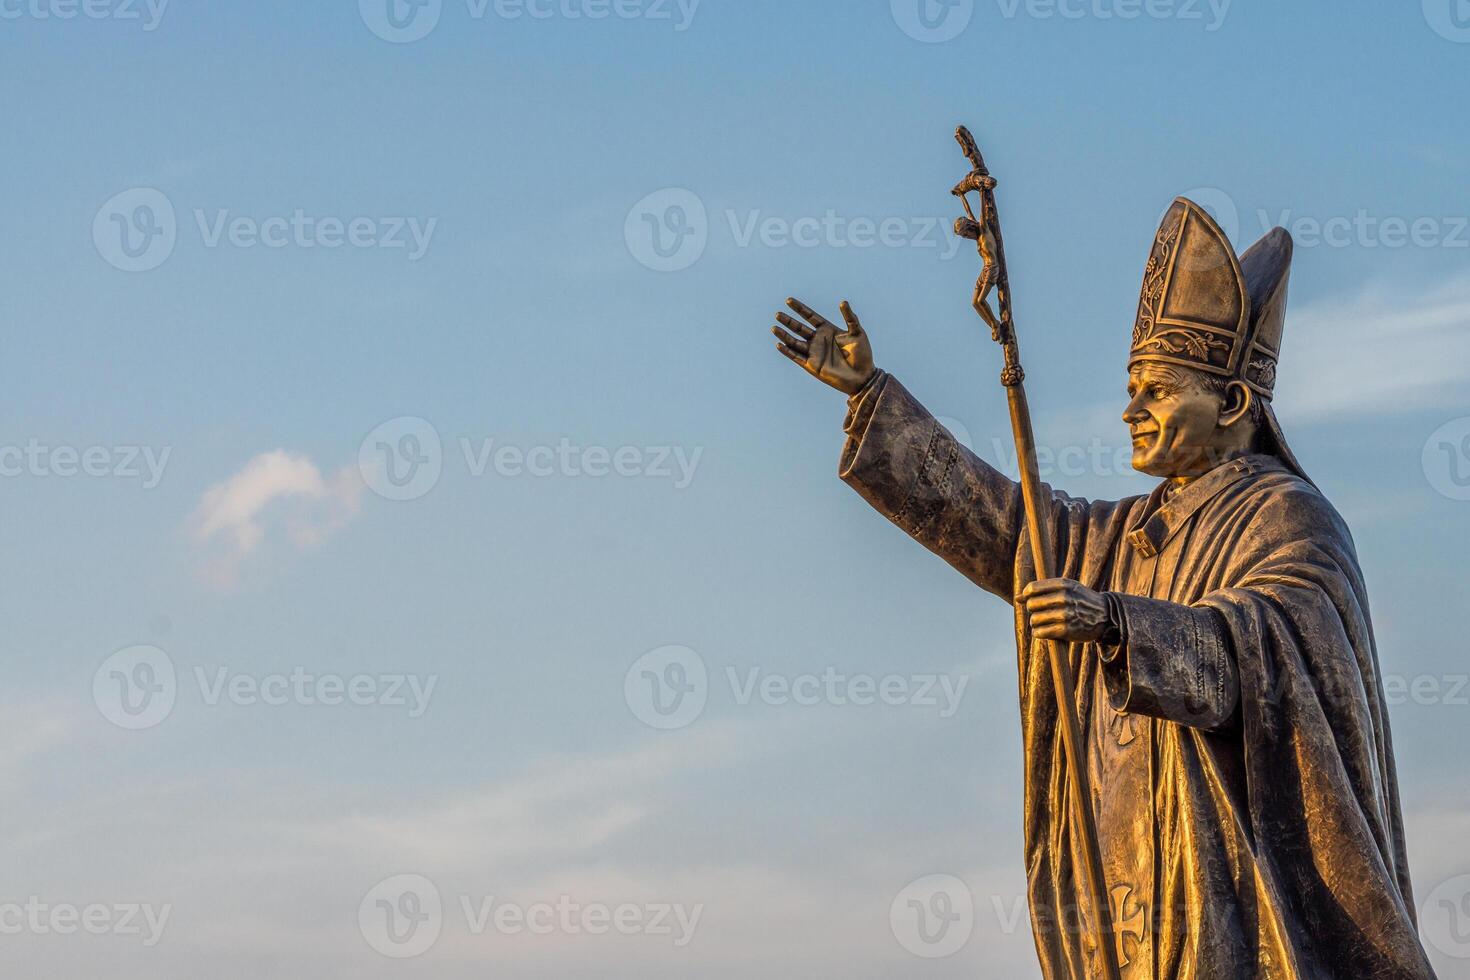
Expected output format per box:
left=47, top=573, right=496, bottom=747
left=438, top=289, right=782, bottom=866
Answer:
left=1131, top=446, right=1178, bottom=479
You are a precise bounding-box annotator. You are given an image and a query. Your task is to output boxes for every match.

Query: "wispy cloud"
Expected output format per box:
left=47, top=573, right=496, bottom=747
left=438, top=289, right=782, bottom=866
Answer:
left=1274, top=275, right=1470, bottom=421
left=1055, top=274, right=1470, bottom=434
left=0, top=712, right=1038, bottom=977
left=0, top=697, right=79, bottom=791
left=298, top=727, right=748, bottom=869
left=189, top=450, right=363, bottom=587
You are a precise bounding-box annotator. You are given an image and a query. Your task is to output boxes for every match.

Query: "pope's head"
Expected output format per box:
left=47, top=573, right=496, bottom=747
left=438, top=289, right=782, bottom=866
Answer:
left=1123, top=361, right=1262, bottom=479
left=1127, top=197, right=1297, bottom=482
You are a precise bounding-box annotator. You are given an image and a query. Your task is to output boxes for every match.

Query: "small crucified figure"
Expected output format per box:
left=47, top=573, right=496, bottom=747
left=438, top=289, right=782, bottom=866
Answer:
left=953, top=170, right=1003, bottom=340
left=951, top=127, right=1007, bottom=341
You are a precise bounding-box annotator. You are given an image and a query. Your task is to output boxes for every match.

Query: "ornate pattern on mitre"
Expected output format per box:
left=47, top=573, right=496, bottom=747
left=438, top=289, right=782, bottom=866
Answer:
left=1130, top=198, right=1249, bottom=379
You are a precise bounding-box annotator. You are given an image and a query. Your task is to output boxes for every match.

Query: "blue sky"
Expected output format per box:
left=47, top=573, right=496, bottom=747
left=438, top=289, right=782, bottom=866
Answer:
left=2, top=1, right=1470, bottom=976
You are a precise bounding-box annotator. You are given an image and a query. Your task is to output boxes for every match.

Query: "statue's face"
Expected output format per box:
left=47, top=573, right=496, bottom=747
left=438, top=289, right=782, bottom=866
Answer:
left=1123, top=362, right=1233, bottom=479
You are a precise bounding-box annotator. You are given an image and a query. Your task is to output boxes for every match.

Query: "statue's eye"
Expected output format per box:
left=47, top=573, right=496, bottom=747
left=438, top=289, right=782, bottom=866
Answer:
left=1150, top=386, right=1169, bottom=400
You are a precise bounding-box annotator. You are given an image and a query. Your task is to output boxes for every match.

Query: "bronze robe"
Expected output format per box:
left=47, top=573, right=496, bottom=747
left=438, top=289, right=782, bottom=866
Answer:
left=841, top=374, right=1434, bottom=980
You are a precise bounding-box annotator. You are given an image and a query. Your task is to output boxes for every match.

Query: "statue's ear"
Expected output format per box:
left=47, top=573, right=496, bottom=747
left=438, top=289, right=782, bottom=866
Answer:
left=1219, top=380, right=1254, bottom=429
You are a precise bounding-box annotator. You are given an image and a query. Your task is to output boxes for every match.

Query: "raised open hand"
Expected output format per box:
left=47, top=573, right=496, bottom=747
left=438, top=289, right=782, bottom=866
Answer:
left=771, top=297, right=876, bottom=396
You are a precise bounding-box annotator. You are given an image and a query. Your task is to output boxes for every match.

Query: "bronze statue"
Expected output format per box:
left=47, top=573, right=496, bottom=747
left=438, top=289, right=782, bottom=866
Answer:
left=770, top=127, right=1437, bottom=979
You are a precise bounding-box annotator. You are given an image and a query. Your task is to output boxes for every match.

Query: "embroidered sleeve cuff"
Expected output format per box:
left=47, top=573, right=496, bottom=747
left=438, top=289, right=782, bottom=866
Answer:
left=1101, top=593, right=1239, bottom=731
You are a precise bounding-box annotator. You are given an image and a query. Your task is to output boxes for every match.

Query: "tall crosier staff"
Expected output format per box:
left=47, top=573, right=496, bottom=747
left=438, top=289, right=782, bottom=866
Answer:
left=769, top=129, right=1123, bottom=980
left=951, top=124, right=1122, bottom=980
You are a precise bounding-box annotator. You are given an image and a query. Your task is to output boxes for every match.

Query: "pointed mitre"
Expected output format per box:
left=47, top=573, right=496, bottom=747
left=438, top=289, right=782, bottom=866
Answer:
left=1130, top=197, right=1293, bottom=398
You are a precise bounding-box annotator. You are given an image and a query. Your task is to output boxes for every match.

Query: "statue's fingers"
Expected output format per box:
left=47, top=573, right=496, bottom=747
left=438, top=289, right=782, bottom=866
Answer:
left=1024, top=593, right=1070, bottom=611
left=772, top=325, right=810, bottom=354
left=786, top=297, right=835, bottom=331
left=838, top=301, right=864, bottom=337
left=1020, top=578, right=1069, bottom=599
left=775, top=311, right=815, bottom=340
left=775, top=343, right=807, bottom=367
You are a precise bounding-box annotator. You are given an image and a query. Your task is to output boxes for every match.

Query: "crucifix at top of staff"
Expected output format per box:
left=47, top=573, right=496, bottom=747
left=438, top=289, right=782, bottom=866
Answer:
left=950, top=124, right=1122, bottom=980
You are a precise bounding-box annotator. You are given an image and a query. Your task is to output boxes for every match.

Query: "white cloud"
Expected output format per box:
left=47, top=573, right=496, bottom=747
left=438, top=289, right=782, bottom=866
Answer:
left=189, top=449, right=363, bottom=586
left=1274, top=275, right=1470, bottom=421
left=0, top=698, right=79, bottom=790
left=1049, top=274, right=1470, bottom=449
left=296, top=727, right=747, bottom=869
left=0, top=714, right=1040, bottom=978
